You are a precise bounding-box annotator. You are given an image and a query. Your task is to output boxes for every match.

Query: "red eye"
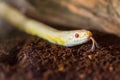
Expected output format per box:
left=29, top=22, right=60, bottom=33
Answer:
left=75, top=33, right=79, bottom=38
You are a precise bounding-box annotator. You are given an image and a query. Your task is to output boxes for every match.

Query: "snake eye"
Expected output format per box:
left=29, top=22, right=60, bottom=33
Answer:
left=75, top=33, right=79, bottom=38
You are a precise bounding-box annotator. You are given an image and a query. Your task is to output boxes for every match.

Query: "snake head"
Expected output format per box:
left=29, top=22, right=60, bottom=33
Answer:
left=61, top=29, right=99, bottom=51
left=61, top=30, right=92, bottom=46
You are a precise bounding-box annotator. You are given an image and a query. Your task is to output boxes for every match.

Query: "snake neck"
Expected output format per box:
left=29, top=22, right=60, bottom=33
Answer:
left=0, top=2, right=66, bottom=46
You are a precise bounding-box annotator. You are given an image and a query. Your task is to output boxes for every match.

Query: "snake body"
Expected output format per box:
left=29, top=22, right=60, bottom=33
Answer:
left=0, top=2, right=99, bottom=51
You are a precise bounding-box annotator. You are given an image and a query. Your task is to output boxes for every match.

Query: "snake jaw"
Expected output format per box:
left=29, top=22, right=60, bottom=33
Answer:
left=90, top=37, right=99, bottom=52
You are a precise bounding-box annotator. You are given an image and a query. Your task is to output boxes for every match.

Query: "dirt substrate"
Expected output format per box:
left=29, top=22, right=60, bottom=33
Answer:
left=0, top=30, right=120, bottom=80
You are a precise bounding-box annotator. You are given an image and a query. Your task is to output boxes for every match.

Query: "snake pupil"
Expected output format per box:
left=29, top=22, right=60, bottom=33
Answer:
left=75, top=33, right=79, bottom=38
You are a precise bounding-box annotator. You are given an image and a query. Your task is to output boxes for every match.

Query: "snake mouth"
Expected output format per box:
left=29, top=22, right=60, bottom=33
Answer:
left=90, top=37, right=99, bottom=52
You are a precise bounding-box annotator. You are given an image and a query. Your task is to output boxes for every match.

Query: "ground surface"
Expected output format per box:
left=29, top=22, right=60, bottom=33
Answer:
left=0, top=29, right=120, bottom=80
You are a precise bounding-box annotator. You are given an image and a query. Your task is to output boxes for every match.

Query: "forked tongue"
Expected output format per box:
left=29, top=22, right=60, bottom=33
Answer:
left=90, top=37, right=99, bottom=52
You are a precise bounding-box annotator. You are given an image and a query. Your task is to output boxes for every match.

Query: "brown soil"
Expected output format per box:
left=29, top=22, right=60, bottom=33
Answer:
left=0, top=30, right=120, bottom=80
